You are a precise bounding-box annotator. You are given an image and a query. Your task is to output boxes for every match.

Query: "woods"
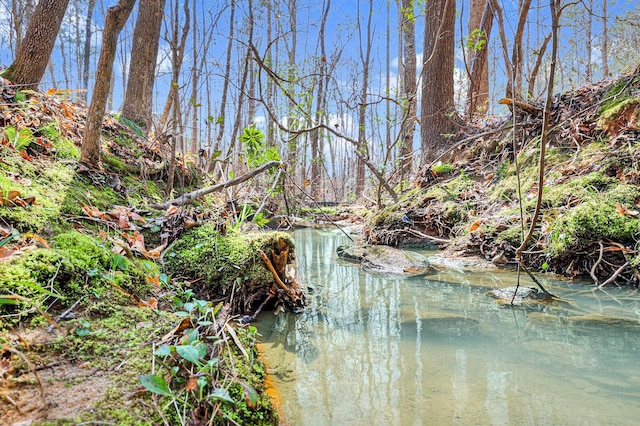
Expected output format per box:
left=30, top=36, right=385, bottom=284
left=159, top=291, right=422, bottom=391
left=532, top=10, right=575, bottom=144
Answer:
left=2, top=0, right=640, bottom=424
left=1, top=0, right=636, bottom=203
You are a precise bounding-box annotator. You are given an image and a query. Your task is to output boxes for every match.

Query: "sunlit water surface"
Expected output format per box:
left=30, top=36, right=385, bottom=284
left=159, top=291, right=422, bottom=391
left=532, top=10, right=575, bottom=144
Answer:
left=256, top=229, right=640, bottom=425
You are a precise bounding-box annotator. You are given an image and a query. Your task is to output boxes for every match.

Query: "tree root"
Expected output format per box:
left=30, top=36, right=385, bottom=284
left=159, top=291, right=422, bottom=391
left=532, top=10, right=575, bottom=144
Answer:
left=257, top=248, right=304, bottom=309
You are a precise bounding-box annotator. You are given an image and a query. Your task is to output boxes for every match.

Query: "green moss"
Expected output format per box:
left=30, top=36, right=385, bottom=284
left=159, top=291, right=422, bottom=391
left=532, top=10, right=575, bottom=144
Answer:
left=425, top=172, right=473, bottom=202
left=599, top=76, right=639, bottom=114
left=496, top=225, right=524, bottom=246
left=165, top=225, right=293, bottom=293
left=102, top=154, right=138, bottom=174
left=549, top=199, right=640, bottom=257
left=442, top=201, right=467, bottom=224
left=599, top=97, right=640, bottom=125
left=431, top=163, right=456, bottom=175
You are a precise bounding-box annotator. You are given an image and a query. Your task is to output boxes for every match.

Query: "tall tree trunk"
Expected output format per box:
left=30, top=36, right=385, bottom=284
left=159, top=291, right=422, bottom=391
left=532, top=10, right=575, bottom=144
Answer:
left=2, top=0, right=71, bottom=90
left=355, top=0, right=373, bottom=198
left=421, top=0, right=456, bottom=163
left=190, top=0, right=198, bottom=154
left=585, top=0, right=593, bottom=83
left=121, top=0, right=166, bottom=131
left=399, top=0, right=416, bottom=178
left=81, top=0, right=136, bottom=166
left=527, top=32, right=551, bottom=98
left=214, top=0, right=235, bottom=157
left=164, top=0, right=190, bottom=196
left=465, top=0, right=493, bottom=118
left=601, top=0, right=609, bottom=78
left=309, top=0, right=331, bottom=200
left=81, top=0, right=97, bottom=102
left=505, top=0, right=533, bottom=100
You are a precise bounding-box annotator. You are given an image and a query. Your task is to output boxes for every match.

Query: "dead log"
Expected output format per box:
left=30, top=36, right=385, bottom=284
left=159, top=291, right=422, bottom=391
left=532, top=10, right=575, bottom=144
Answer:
left=149, top=161, right=281, bottom=210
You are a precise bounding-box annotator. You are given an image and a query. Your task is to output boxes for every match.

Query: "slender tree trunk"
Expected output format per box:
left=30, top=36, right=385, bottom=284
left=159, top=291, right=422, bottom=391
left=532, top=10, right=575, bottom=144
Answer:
left=214, top=0, right=235, bottom=155
left=465, top=0, right=493, bottom=118
left=527, top=33, right=551, bottom=98
left=190, top=0, right=198, bottom=154
left=399, top=0, right=416, bottom=178
left=81, top=0, right=97, bottom=102
left=2, top=0, right=71, bottom=90
left=421, top=0, right=457, bottom=163
left=355, top=0, right=373, bottom=198
left=165, top=0, right=190, bottom=195
left=121, top=0, right=166, bottom=131
left=81, top=0, right=136, bottom=166
left=585, top=0, right=593, bottom=83
left=505, top=0, right=533, bottom=100
left=308, top=0, right=330, bottom=199
left=601, top=0, right=609, bottom=78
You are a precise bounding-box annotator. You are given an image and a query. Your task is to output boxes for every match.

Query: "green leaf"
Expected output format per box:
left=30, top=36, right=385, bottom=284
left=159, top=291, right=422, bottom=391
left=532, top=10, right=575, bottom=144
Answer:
left=176, top=344, right=202, bottom=365
left=541, top=262, right=549, bottom=271
left=238, top=380, right=259, bottom=408
left=209, top=387, right=234, bottom=404
left=139, top=374, right=174, bottom=398
left=76, top=328, right=91, bottom=337
left=154, top=344, right=173, bottom=357
left=0, top=297, right=18, bottom=306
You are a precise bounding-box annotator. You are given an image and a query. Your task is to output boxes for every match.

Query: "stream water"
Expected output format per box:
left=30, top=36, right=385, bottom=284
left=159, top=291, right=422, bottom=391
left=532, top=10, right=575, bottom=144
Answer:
left=256, top=228, right=640, bottom=425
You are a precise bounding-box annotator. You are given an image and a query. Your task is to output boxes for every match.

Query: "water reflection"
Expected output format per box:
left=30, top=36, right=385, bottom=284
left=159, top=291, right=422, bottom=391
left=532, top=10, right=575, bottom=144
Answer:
left=257, top=229, right=640, bottom=425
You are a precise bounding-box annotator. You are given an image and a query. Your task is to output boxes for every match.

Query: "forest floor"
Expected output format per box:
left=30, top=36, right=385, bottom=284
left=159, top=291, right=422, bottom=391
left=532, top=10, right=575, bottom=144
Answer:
left=1, top=68, right=640, bottom=425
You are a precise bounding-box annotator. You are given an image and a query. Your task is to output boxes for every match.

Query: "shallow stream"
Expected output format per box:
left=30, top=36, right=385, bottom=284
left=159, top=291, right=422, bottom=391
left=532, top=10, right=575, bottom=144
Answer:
left=256, top=229, right=640, bottom=425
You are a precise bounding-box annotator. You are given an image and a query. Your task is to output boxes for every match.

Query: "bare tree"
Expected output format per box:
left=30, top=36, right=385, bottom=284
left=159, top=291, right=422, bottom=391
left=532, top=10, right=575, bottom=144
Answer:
left=308, top=0, right=331, bottom=199
left=2, top=0, right=71, bottom=90
left=121, top=0, right=166, bottom=131
left=505, top=0, right=533, bottom=99
left=81, top=0, right=137, bottom=166
left=81, top=0, right=97, bottom=102
left=601, top=0, right=609, bottom=77
left=163, top=0, right=190, bottom=196
left=355, top=0, right=374, bottom=198
left=465, top=0, right=494, bottom=118
left=398, top=0, right=416, bottom=176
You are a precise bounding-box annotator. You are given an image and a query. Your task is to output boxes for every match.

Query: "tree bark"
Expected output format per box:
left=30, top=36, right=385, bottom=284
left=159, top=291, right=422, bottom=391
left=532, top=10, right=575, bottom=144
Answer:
left=121, top=0, right=166, bottom=131
left=81, top=0, right=97, bottom=102
left=465, top=0, right=494, bottom=119
left=81, top=0, right=137, bottom=166
left=421, top=0, right=457, bottom=163
left=399, top=0, right=416, bottom=176
left=355, top=0, right=373, bottom=198
left=505, top=0, right=533, bottom=100
left=2, top=0, right=71, bottom=90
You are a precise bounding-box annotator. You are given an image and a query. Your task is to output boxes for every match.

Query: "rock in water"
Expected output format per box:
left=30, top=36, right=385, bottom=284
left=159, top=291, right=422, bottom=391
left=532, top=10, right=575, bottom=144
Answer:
left=489, top=286, right=552, bottom=305
left=336, top=244, right=433, bottom=276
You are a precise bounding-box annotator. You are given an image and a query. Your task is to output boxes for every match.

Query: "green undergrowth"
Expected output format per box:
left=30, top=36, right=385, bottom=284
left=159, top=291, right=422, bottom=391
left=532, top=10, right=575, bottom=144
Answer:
left=0, top=230, right=157, bottom=319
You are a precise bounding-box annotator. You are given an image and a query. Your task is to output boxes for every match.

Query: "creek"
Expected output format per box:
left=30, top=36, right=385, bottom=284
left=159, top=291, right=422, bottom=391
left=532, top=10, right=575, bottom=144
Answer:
left=256, top=228, right=640, bottom=425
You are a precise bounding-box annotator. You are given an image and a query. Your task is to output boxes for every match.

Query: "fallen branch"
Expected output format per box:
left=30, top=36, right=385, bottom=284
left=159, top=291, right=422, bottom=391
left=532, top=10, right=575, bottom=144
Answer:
left=148, top=161, right=281, bottom=210
left=597, top=261, right=629, bottom=290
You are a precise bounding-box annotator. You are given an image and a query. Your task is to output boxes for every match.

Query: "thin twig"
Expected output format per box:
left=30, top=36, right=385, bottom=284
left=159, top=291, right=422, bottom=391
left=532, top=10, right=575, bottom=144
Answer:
left=589, top=241, right=604, bottom=285
left=597, top=261, right=629, bottom=290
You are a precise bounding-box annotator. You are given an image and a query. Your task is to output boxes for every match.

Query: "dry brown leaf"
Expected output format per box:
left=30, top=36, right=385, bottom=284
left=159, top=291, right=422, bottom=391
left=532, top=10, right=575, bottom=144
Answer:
left=469, top=220, right=482, bottom=233
left=139, top=297, right=158, bottom=309
left=185, top=376, right=198, bottom=392
left=166, top=205, right=179, bottom=216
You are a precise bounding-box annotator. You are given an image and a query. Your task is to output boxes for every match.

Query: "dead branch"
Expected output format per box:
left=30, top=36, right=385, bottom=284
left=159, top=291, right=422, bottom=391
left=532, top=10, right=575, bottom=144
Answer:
left=597, top=261, right=629, bottom=290
left=149, top=161, right=281, bottom=210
